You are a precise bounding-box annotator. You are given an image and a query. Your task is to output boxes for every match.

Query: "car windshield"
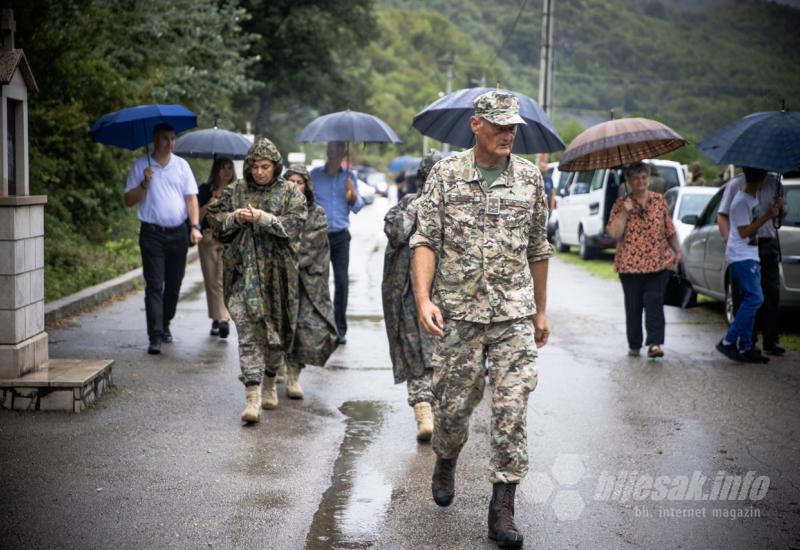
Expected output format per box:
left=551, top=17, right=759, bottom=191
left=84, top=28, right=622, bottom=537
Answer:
left=678, top=193, right=714, bottom=219
left=646, top=164, right=680, bottom=192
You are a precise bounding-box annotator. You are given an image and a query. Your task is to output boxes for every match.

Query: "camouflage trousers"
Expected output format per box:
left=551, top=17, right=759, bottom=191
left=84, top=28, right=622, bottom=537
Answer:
left=406, top=369, right=433, bottom=407
left=228, top=291, right=284, bottom=386
left=431, top=317, right=538, bottom=484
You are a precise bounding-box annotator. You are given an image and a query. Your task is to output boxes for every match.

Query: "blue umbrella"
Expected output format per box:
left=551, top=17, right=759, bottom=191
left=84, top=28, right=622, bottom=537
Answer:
left=174, top=127, right=253, bottom=160
left=294, top=110, right=401, bottom=143
left=412, top=87, right=565, bottom=154
left=388, top=155, right=419, bottom=172
left=89, top=104, right=197, bottom=151
left=698, top=110, right=800, bottom=173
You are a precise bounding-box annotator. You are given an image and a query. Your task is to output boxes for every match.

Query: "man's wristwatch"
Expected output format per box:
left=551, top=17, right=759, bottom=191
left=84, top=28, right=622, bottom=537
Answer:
left=192, top=224, right=202, bottom=231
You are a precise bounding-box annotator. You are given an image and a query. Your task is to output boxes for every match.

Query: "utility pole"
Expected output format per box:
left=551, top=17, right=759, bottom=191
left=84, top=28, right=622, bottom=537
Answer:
left=538, top=0, right=554, bottom=117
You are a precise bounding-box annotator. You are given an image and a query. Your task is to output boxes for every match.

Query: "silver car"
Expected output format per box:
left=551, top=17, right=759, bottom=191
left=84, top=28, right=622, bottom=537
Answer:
left=680, top=177, right=800, bottom=323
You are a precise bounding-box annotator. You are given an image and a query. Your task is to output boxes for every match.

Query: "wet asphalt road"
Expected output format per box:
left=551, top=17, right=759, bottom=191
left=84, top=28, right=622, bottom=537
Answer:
left=1, top=194, right=799, bottom=550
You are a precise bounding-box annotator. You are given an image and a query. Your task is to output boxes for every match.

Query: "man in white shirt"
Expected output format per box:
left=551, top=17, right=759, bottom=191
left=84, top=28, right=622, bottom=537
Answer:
left=716, top=167, right=781, bottom=363
left=124, top=123, right=202, bottom=354
left=717, top=170, right=787, bottom=355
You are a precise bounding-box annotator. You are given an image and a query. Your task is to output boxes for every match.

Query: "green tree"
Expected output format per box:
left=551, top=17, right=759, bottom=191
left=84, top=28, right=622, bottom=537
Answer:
left=239, top=0, right=376, bottom=138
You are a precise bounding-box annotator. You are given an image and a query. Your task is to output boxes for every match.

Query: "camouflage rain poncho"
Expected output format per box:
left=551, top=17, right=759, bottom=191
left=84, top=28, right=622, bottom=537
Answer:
left=206, top=138, right=307, bottom=351
left=381, top=151, right=441, bottom=384
left=285, top=165, right=339, bottom=366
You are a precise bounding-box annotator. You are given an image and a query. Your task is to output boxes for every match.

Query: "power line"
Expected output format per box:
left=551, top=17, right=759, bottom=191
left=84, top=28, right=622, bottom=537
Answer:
left=490, top=0, right=530, bottom=68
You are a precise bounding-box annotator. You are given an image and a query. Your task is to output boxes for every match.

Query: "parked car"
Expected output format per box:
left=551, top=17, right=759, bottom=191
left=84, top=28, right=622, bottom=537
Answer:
left=679, top=174, right=800, bottom=323
left=545, top=162, right=572, bottom=241
left=553, top=159, right=687, bottom=259
left=664, top=185, right=718, bottom=244
left=365, top=172, right=389, bottom=197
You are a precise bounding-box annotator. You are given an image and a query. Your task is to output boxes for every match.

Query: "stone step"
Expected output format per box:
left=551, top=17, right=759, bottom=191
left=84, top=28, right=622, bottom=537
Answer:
left=0, top=358, right=113, bottom=412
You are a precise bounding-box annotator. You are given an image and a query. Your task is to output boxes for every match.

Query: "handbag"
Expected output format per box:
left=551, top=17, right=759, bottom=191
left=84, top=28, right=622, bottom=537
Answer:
left=663, top=269, right=695, bottom=308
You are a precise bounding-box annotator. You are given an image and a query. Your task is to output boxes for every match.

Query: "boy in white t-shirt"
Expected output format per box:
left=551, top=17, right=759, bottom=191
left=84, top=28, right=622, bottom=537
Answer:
left=716, top=167, right=781, bottom=363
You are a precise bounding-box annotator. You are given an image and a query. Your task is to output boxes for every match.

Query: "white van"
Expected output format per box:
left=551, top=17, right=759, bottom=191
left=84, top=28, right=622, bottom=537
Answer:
left=553, top=159, right=686, bottom=259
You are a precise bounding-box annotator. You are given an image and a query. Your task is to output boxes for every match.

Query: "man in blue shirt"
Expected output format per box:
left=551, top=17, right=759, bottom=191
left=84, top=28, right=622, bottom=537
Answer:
left=310, top=141, right=364, bottom=343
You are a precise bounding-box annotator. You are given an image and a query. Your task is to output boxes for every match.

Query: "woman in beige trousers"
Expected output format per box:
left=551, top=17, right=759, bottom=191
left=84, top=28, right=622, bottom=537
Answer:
left=198, top=157, right=236, bottom=337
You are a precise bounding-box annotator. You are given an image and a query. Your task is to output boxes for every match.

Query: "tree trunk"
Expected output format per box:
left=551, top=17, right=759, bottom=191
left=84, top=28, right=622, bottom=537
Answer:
left=255, top=88, right=273, bottom=136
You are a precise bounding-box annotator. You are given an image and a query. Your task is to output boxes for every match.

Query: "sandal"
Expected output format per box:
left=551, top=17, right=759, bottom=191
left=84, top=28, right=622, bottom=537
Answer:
left=648, top=345, right=664, bottom=358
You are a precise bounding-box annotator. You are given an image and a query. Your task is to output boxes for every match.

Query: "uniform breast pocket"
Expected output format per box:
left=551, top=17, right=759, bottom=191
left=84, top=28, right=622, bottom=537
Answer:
left=497, top=205, right=529, bottom=252
left=444, top=196, right=479, bottom=251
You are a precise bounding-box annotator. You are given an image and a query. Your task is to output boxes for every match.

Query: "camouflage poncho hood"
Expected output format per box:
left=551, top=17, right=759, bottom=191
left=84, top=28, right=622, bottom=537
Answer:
left=284, top=164, right=316, bottom=205
left=243, top=137, right=283, bottom=188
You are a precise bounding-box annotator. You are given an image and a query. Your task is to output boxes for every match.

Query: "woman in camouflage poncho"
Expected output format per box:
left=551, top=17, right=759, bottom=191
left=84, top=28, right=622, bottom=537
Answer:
left=206, top=138, right=307, bottom=424
left=267, top=165, right=339, bottom=404
left=382, top=150, right=442, bottom=442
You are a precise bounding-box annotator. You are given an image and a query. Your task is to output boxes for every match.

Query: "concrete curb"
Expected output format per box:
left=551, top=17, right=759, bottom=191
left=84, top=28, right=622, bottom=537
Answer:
left=44, top=249, right=199, bottom=324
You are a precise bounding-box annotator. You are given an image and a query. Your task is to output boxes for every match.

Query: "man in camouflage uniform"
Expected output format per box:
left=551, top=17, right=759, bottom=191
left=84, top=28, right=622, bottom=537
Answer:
left=382, top=150, right=442, bottom=443
left=206, top=138, right=307, bottom=424
left=410, top=91, right=552, bottom=548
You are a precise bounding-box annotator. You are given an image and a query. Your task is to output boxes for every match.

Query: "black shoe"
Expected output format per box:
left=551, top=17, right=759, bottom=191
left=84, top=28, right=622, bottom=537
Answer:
left=218, top=321, right=230, bottom=339
left=162, top=327, right=173, bottom=343
left=431, top=456, right=457, bottom=507
left=716, top=339, right=743, bottom=362
left=741, top=347, right=769, bottom=364
left=488, top=483, right=524, bottom=548
left=338, top=335, right=347, bottom=345
left=764, top=344, right=786, bottom=356
left=147, top=339, right=162, bottom=355
left=210, top=320, right=220, bottom=336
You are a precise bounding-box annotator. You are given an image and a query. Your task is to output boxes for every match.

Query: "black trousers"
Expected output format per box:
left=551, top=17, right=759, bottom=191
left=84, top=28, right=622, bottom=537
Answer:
left=619, top=270, right=670, bottom=350
left=139, top=222, right=189, bottom=342
left=755, top=239, right=781, bottom=347
left=328, top=229, right=351, bottom=337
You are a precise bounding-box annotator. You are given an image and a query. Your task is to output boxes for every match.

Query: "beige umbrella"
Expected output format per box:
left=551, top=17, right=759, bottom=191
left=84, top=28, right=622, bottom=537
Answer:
left=559, top=117, right=685, bottom=172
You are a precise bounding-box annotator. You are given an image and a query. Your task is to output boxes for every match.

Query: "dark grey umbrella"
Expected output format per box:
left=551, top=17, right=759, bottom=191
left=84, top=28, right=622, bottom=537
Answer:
left=412, top=87, right=565, bottom=154
left=294, top=110, right=402, bottom=143
left=698, top=110, right=800, bottom=173
left=174, top=127, right=253, bottom=160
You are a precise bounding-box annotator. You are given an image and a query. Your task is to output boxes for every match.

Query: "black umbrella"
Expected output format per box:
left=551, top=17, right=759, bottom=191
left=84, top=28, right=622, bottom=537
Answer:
left=412, top=87, right=565, bottom=154
left=295, top=110, right=402, bottom=144
left=173, top=127, right=253, bottom=160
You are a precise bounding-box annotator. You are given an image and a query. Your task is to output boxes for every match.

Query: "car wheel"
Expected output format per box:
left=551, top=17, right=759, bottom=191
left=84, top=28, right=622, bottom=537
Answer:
left=724, top=276, right=735, bottom=325
left=554, top=224, right=570, bottom=253
left=578, top=230, right=595, bottom=260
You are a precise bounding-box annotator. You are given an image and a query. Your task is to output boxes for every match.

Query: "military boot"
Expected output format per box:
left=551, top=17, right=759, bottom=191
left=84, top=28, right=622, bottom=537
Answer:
left=286, top=365, right=304, bottom=399
left=413, top=402, right=433, bottom=442
left=431, top=456, right=457, bottom=507
left=261, top=375, right=279, bottom=409
left=275, top=362, right=287, bottom=384
left=241, top=385, right=261, bottom=423
left=488, top=483, right=523, bottom=548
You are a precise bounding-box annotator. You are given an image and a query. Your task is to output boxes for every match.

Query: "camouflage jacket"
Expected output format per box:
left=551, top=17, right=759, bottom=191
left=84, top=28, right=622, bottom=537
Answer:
left=206, top=177, right=307, bottom=350
left=409, top=148, right=553, bottom=324
left=291, top=203, right=339, bottom=366
left=382, top=193, right=436, bottom=383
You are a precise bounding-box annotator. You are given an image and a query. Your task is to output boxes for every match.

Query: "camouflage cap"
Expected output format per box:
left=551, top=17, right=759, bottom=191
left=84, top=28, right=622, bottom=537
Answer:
left=473, top=91, right=526, bottom=126
left=417, top=148, right=443, bottom=185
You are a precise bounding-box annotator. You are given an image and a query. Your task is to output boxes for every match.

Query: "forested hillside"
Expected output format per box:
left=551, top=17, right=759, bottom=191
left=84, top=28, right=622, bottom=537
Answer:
left=382, top=0, right=800, bottom=141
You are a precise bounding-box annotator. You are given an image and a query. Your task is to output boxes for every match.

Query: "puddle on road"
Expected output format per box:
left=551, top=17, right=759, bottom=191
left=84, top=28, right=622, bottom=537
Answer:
left=306, top=400, right=392, bottom=549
